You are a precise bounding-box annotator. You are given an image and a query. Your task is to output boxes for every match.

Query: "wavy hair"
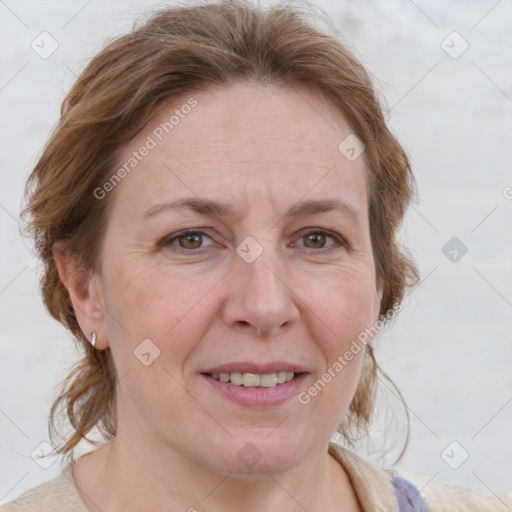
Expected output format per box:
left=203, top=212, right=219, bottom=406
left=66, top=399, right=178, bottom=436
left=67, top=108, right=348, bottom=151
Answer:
left=21, top=0, right=419, bottom=462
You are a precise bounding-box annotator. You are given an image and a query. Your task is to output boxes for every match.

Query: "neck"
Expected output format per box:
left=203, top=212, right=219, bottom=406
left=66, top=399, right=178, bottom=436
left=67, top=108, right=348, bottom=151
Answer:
left=77, top=429, right=358, bottom=512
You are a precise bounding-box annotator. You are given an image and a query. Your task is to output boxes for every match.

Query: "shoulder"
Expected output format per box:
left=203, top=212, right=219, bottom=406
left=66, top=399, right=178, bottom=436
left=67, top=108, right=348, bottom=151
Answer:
left=1, top=464, right=87, bottom=512
left=389, top=469, right=512, bottom=512
left=328, top=442, right=512, bottom=512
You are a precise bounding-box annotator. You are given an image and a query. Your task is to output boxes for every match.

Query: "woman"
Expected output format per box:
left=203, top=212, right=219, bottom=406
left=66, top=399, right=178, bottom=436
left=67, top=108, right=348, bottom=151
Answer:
left=4, top=1, right=511, bottom=510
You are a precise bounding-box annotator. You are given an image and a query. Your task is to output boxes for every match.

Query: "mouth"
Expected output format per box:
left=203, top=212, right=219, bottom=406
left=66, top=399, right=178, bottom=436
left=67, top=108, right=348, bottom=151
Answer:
left=200, top=363, right=308, bottom=406
left=204, top=371, right=299, bottom=388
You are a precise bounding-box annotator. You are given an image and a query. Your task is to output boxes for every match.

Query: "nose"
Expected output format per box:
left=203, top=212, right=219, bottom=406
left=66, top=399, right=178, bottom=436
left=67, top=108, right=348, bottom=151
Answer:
left=222, top=249, right=300, bottom=339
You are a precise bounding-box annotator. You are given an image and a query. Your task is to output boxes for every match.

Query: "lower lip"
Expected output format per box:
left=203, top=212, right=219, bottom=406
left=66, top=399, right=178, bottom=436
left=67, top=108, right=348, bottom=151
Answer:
left=202, top=373, right=308, bottom=407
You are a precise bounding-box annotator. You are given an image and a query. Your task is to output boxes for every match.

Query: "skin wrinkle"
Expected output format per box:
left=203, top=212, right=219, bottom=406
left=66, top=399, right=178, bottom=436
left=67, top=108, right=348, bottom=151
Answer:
left=62, top=82, right=378, bottom=512
left=176, top=158, right=334, bottom=165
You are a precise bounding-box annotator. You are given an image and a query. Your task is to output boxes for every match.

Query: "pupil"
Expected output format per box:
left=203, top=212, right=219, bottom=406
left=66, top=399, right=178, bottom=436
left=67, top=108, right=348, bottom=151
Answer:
left=307, top=233, right=325, bottom=248
left=181, top=234, right=201, bottom=249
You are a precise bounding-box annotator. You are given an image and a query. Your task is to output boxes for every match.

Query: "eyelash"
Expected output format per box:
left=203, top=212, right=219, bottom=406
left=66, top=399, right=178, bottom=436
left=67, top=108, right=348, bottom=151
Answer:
left=160, top=228, right=346, bottom=253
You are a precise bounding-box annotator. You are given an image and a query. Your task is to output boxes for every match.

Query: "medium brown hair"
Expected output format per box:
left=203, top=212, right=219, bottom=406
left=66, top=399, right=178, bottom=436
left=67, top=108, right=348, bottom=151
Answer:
left=21, top=0, right=419, bottom=461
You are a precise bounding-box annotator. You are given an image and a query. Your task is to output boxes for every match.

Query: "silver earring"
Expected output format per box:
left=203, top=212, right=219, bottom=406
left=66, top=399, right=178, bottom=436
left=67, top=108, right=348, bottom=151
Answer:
left=90, top=332, right=97, bottom=347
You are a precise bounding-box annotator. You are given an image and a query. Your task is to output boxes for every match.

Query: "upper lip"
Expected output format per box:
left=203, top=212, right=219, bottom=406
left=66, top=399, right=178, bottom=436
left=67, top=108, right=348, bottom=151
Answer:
left=202, top=362, right=308, bottom=374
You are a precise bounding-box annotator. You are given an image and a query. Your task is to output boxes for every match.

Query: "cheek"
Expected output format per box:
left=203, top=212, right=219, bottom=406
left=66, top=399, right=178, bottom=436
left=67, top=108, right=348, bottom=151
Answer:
left=307, top=268, right=375, bottom=350
left=312, top=269, right=375, bottom=413
left=100, top=257, right=221, bottom=367
left=102, top=257, right=186, bottom=329
left=302, top=271, right=374, bottom=407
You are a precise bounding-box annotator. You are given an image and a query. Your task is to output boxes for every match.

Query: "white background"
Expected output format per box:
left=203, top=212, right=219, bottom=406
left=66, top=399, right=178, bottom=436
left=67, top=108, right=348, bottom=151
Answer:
left=1, top=0, right=511, bottom=504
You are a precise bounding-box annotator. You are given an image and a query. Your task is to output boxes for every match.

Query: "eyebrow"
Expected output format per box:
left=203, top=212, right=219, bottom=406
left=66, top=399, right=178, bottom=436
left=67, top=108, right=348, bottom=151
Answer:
left=142, top=197, right=362, bottom=224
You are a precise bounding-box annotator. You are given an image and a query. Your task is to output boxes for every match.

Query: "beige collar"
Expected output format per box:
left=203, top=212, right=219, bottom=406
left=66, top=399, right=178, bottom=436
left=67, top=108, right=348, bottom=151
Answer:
left=328, top=442, right=399, bottom=511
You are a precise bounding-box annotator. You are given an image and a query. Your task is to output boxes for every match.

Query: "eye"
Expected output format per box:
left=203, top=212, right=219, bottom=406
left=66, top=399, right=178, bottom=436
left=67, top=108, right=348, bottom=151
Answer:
left=296, top=229, right=344, bottom=251
left=161, top=229, right=215, bottom=250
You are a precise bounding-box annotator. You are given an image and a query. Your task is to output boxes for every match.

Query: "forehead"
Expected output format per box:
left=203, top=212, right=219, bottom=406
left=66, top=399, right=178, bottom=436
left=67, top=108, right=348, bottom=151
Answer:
left=108, top=81, right=368, bottom=223
left=155, top=81, right=355, bottom=160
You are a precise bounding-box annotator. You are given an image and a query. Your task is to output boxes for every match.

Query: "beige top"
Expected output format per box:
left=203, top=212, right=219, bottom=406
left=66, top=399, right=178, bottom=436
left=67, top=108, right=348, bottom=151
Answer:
left=2, top=442, right=511, bottom=511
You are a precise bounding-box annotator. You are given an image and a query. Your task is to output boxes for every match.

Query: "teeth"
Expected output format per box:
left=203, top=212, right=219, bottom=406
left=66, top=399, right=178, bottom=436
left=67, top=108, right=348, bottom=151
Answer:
left=211, top=371, right=295, bottom=387
left=276, top=371, right=287, bottom=384
left=242, top=373, right=261, bottom=387
left=260, top=373, right=277, bottom=387
left=230, top=372, right=243, bottom=386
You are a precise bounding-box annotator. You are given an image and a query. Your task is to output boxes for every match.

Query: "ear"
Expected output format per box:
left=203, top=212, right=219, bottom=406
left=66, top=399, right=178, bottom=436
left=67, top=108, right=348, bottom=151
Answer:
left=53, top=241, right=108, bottom=349
left=370, top=286, right=383, bottom=326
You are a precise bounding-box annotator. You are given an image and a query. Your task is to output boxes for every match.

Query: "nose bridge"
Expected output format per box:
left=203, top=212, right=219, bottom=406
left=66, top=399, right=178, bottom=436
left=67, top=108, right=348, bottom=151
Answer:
left=243, top=245, right=284, bottom=297
left=225, top=232, right=299, bottom=337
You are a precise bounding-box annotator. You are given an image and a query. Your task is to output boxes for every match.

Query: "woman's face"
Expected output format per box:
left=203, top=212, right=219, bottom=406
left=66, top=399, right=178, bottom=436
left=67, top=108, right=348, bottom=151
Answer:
left=87, top=81, right=380, bottom=473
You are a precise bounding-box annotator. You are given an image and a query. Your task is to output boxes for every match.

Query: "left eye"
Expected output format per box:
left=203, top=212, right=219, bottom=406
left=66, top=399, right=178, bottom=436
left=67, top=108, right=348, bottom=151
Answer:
left=296, top=230, right=340, bottom=250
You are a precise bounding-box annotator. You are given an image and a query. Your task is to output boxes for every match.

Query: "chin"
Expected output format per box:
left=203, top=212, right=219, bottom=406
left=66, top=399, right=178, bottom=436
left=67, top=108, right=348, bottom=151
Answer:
left=203, top=431, right=314, bottom=475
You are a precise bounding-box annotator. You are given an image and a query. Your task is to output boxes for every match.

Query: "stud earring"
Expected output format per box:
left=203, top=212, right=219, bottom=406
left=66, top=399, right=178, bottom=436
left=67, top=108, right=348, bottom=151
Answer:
left=90, top=332, right=97, bottom=347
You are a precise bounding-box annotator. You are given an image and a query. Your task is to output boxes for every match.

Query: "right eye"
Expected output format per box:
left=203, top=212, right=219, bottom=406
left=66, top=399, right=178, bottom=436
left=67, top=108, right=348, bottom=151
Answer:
left=161, top=229, right=216, bottom=251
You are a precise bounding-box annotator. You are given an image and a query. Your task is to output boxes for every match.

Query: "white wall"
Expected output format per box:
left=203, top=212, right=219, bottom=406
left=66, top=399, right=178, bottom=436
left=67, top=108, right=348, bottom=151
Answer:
left=1, top=0, right=511, bottom=503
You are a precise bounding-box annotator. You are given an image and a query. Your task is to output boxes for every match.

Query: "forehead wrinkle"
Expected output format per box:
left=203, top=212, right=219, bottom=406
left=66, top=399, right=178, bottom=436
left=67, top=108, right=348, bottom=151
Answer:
left=168, top=159, right=336, bottom=171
